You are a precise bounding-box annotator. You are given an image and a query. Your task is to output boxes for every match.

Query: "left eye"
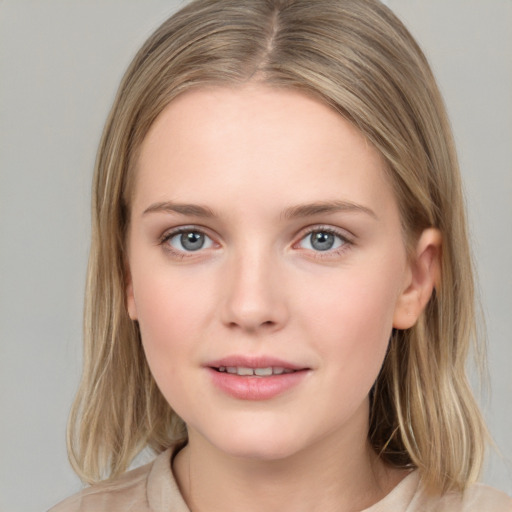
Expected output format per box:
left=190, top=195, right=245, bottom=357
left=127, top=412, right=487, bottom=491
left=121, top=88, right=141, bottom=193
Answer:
left=166, top=230, right=214, bottom=252
left=298, top=230, right=345, bottom=252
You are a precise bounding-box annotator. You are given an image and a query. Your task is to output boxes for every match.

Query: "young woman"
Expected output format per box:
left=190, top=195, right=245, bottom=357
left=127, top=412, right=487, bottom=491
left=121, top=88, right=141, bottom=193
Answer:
left=50, top=0, right=512, bottom=510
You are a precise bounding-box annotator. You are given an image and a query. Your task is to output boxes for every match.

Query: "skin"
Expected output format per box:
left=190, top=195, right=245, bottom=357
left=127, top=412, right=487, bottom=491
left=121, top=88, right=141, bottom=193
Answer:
left=126, top=85, right=441, bottom=512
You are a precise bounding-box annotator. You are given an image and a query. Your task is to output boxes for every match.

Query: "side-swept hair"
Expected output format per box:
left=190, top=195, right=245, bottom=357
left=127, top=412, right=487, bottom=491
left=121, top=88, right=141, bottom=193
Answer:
left=68, top=0, right=486, bottom=494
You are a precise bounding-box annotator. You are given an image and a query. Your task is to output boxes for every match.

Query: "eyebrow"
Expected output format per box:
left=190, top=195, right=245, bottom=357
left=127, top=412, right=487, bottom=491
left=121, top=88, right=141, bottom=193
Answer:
left=282, top=200, right=377, bottom=220
left=142, top=199, right=377, bottom=220
left=143, top=201, right=215, bottom=217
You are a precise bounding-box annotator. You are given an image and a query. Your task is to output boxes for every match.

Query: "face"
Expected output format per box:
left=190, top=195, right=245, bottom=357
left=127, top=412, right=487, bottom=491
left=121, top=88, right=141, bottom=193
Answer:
left=126, top=85, right=421, bottom=461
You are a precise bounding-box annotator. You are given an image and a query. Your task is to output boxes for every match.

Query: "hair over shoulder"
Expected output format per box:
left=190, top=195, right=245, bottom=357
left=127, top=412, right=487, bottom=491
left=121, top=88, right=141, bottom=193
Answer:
left=68, top=0, right=487, bottom=494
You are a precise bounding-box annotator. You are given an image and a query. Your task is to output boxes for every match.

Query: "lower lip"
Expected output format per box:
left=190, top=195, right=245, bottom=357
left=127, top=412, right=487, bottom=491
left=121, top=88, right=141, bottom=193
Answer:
left=207, top=368, right=308, bottom=400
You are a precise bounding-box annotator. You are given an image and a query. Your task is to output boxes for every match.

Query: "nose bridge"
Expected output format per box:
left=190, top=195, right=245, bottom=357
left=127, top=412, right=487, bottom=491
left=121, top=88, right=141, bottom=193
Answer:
left=221, top=239, right=287, bottom=332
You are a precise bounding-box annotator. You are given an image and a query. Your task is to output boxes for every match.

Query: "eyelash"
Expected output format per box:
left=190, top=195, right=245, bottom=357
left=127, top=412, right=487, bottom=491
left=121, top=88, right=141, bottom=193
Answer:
left=159, top=225, right=353, bottom=259
left=293, top=225, right=353, bottom=259
left=159, top=226, right=216, bottom=259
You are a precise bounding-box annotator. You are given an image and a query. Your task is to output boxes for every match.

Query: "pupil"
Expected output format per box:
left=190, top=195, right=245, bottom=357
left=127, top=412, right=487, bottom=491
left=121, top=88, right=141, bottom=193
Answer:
left=181, top=232, right=204, bottom=251
left=311, top=232, right=334, bottom=251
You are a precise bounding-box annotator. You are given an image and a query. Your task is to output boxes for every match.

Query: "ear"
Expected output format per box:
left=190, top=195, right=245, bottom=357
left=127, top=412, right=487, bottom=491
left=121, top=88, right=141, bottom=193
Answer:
left=125, top=263, right=138, bottom=321
left=393, top=228, right=442, bottom=330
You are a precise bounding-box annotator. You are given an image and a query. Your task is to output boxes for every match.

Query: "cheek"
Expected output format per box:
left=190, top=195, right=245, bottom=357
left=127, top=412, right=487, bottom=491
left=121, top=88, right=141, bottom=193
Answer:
left=131, top=270, right=212, bottom=421
left=296, top=258, right=403, bottom=388
left=130, top=265, right=210, bottom=374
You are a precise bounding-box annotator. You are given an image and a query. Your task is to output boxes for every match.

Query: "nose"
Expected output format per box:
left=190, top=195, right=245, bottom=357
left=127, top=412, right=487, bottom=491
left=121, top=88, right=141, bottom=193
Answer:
left=220, top=249, right=289, bottom=334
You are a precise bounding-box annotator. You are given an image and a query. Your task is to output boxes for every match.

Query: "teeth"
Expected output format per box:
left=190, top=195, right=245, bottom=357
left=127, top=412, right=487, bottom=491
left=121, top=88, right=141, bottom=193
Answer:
left=216, top=366, right=295, bottom=376
left=254, top=367, right=273, bottom=376
left=237, top=367, right=254, bottom=376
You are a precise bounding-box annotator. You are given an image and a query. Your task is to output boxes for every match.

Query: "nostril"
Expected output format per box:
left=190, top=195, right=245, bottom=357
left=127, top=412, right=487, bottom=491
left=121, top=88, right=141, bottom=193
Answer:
left=226, top=319, right=276, bottom=330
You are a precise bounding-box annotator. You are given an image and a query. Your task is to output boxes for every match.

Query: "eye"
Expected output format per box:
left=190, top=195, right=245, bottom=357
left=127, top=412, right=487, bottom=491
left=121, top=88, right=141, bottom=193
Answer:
left=298, top=229, right=346, bottom=252
left=164, top=229, right=214, bottom=252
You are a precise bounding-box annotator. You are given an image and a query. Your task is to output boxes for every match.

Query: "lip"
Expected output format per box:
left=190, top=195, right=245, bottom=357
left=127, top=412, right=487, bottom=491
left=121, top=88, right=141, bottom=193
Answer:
left=205, top=355, right=310, bottom=401
left=206, top=355, right=304, bottom=371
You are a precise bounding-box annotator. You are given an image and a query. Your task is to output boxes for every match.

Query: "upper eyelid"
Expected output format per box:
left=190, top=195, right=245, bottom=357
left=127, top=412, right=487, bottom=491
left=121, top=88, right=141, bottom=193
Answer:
left=294, top=224, right=354, bottom=242
left=159, top=225, right=215, bottom=242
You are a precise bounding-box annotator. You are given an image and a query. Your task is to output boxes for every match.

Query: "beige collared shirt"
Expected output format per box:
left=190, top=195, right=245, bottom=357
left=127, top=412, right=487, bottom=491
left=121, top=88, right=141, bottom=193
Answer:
left=49, top=448, right=512, bottom=512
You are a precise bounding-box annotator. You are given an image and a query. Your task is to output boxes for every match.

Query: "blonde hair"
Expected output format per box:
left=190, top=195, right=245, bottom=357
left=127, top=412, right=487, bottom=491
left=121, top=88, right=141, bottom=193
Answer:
left=68, top=0, right=487, bottom=493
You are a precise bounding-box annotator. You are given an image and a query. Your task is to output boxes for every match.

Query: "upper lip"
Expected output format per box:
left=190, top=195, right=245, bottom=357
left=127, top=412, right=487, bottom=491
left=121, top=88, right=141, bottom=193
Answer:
left=205, top=355, right=307, bottom=371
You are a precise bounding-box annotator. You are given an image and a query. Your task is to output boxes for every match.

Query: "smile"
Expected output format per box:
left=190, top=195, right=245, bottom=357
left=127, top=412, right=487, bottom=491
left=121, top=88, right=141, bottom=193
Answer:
left=215, top=366, right=296, bottom=376
left=206, top=358, right=309, bottom=400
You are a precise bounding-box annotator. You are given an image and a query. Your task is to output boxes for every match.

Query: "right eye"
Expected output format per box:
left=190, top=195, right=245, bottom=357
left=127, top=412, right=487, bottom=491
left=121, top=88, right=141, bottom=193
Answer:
left=163, top=229, right=214, bottom=253
left=298, top=230, right=345, bottom=252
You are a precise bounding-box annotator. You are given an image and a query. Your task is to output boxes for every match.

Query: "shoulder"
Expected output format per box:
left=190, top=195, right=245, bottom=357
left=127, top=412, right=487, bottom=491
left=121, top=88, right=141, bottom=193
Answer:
left=48, top=463, right=152, bottom=512
left=48, top=449, right=178, bottom=512
left=441, top=483, right=512, bottom=511
left=412, top=482, right=512, bottom=511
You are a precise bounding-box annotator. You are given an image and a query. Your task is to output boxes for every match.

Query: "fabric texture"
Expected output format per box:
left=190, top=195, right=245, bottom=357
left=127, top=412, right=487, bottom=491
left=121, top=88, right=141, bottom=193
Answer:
left=49, top=448, right=512, bottom=512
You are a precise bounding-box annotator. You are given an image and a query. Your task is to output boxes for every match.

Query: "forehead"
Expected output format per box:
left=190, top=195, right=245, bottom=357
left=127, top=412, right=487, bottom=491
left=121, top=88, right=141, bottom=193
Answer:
left=138, top=84, right=376, bottom=165
left=132, top=84, right=395, bottom=219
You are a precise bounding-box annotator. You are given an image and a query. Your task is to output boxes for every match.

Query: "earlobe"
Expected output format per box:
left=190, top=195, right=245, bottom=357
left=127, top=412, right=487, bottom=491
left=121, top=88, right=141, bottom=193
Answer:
left=393, top=228, right=442, bottom=330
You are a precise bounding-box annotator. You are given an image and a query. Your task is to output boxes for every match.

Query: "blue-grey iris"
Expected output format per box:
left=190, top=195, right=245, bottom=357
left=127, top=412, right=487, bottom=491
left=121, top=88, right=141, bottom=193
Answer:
left=181, top=232, right=205, bottom=251
left=310, top=232, right=335, bottom=251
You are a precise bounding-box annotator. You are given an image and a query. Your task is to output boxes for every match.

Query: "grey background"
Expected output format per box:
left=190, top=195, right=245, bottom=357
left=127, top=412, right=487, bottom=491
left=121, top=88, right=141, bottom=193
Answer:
left=0, top=1, right=510, bottom=510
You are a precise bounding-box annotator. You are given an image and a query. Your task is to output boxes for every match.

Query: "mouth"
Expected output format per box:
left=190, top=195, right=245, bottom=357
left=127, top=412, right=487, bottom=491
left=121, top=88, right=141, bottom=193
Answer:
left=206, top=356, right=307, bottom=376
left=206, top=359, right=309, bottom=400
left=212, top=366, right=297, bottom=377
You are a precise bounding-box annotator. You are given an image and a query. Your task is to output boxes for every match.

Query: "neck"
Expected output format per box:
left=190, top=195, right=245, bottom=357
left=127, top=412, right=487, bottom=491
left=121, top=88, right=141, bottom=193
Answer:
left=173, top=415, right=406, bottom=512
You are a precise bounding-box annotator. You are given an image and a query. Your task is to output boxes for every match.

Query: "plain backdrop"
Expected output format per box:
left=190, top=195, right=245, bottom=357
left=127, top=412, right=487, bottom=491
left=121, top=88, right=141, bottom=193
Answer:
left=0, top=1, right=511, bottom=510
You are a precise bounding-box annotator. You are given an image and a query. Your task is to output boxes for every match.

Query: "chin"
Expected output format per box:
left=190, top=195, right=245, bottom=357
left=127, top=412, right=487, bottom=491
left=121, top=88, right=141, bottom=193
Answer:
left=223, top=442, right=299, bottom=462
left=205, top=426, right=310, bottom=462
